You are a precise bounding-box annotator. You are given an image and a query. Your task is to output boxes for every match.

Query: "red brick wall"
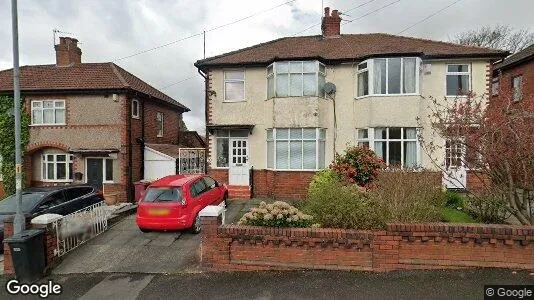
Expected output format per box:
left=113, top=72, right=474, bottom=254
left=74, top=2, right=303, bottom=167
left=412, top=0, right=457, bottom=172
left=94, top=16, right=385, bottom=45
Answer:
left=491, top=59, right=534, bottom=111
left=207, top=168, right=229, bottom=185
left=103, top=183, right=127, bottom=203
left=143, top=101, right=180, bottom=144
left=253, top=170, right=316, bottom=199
left=201, top=217, right=534, bottom=272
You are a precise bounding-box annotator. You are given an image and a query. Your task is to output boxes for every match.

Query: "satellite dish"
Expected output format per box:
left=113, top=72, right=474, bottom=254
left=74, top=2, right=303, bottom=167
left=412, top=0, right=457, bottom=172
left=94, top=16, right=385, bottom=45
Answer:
left=324, top=82, right=336, bottom=95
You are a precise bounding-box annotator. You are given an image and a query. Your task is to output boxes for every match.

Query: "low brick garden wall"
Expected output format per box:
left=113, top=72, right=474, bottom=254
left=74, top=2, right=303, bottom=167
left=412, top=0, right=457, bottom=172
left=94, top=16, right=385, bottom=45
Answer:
left=201, top=215, right=534, bottom=272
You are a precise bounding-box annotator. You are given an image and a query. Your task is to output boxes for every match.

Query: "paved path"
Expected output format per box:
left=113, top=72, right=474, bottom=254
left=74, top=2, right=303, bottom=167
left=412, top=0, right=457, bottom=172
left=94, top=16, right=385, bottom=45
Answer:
left=1, top=269, right=533, bottom=299
left=53, top=214, right=201, bottom=274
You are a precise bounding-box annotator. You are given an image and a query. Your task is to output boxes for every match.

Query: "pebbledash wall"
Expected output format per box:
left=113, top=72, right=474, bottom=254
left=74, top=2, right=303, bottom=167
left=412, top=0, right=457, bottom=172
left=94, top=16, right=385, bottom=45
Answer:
left=201, top=215, right=534, bottom=272
left=206, top=60, right=492, bottom=198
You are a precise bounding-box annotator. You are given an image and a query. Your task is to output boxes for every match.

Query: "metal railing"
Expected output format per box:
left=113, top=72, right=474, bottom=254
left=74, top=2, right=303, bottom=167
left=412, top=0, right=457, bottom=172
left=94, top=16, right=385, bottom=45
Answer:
left=178, top=148, right=206, bottom=174
left=53, top=201, right=109, bottom=257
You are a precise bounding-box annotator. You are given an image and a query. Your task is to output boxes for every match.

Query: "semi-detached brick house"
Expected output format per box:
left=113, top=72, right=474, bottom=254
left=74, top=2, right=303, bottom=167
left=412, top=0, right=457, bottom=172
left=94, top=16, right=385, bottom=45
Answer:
left=0, top=37, right=190, bottom=202
left=194, top=7, right=508, bottom=199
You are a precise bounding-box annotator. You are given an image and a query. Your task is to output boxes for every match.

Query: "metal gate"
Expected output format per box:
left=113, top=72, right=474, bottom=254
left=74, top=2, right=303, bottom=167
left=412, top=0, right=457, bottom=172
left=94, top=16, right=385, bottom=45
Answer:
left=178, top=148, right=205, bottom=174
left=53, top=201, right=109, bottom=257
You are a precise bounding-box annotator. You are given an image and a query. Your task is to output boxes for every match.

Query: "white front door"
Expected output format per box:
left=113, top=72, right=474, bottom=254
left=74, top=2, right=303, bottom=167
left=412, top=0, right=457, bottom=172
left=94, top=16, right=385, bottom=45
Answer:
left=229, top=138, right=249, bottom=186
left=443, top=139, right=467, bottom=189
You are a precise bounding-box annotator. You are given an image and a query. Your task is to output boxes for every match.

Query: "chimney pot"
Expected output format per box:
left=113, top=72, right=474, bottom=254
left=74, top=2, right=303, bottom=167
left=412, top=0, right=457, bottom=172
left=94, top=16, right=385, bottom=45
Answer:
left=321, top=7, right=341, bottom=38
left=55, top=36, right=82, bottom=66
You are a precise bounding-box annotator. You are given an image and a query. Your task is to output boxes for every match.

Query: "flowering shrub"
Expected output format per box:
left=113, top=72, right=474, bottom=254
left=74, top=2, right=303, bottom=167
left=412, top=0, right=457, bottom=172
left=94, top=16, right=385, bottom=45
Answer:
left=329, top=146, right=383, bottom=188
left=237, top=201, right=314, bottom=228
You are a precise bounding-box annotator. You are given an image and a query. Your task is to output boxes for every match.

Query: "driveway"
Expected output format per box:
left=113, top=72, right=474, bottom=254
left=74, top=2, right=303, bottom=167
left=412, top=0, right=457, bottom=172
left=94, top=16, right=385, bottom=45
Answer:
left=53, top=200, right=247, bottom=275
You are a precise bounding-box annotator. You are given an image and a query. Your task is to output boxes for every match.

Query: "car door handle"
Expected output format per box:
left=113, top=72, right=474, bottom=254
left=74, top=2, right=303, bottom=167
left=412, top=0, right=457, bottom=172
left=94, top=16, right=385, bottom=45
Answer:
left=235, top=164, right=243, bottom=166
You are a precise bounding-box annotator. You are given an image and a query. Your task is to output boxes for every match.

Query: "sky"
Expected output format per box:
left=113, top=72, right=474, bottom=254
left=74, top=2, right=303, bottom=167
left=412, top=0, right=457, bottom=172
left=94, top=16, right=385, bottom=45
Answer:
left=0, top=0, right=532, bottom=134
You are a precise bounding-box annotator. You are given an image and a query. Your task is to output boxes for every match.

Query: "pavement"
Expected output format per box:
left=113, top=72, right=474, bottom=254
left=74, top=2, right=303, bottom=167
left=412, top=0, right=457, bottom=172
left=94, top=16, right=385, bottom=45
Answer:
left=0, top=269, right=533, bottom=299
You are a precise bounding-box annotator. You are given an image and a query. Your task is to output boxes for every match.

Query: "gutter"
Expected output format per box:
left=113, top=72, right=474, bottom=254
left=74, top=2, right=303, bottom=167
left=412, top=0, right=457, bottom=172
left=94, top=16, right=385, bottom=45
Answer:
left=127, top=94, right=133, bottom=203
left=140, top=96, right=146, bottom=180
left=197, top=68, right=208, bottom=174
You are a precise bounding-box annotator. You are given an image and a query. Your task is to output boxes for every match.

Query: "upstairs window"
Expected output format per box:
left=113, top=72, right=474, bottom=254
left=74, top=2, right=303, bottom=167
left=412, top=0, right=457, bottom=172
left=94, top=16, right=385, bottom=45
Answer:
left=512, top=75, right=523, bottom=102
left=357, top=57, right=419, bottom=97
left=132, top=99, right=140, bottom=119
left=446, top=64, right=470, bottom=96
left=267, top=61, right=326, bottom=98
left=224, top=70, right=245, bottom=102
left=31, top=100, right=66, bottom=125
left=156, top=112, right=164, bottom=137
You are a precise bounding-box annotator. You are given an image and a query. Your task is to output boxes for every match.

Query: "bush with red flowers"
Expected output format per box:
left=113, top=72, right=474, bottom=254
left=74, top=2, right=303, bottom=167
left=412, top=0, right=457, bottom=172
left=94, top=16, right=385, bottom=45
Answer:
left=329, top=146, right=383, bottom=188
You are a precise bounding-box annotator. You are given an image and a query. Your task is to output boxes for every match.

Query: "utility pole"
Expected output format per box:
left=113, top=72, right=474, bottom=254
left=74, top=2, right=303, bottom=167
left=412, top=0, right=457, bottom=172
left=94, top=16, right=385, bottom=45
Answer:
left=11, top=0, right=25, bottom=234
left=203, top=30, right=206, bottom=59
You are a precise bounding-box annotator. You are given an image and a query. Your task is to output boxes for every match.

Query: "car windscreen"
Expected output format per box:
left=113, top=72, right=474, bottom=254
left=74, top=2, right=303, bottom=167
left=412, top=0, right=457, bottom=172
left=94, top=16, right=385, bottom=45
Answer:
left=0, top=192, right=47, bottom=213
left=143, top=187, right=183, bottom=202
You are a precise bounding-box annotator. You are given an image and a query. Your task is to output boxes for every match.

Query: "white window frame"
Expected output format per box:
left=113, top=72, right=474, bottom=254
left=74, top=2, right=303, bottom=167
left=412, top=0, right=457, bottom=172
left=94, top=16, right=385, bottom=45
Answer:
left=356, top=127, right=421, bottom=169
left=84, top=157, right=115, bottom=184
left=156, top=112, right=164, bottom=137
left=512, top=75, right=523, bottom=102
left=214, top=130, right=249, bottom=169
left=223, top=69, right=245, bottom=102
left=42, top=153, right=74, bottom=182
left=0, top=155, right=3, bottom=181
left=356, top=57, right=421, bottom=98
left=267, top=61, right=326, bottom=99
left=356, top=62, right=369, bottom=97
left=266, top=128, right=326, bottom=171
left=31, top=100, right=66, bottom=125
left=132, top=99, right=140, bottom=119
left=446, top=64, right=471, bottom=97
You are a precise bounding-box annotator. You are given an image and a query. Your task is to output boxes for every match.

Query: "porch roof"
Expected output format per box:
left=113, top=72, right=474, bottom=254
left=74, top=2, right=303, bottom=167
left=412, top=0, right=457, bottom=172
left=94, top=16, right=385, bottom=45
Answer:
left=69, top=148, right=119, bottom=155
left=206, top=124, right=254, bottom=134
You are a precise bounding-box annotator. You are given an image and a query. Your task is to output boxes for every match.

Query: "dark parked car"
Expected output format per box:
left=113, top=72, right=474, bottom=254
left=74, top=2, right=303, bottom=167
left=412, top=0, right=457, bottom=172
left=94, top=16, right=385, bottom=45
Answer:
left=0, top=185, right=104, bottom=250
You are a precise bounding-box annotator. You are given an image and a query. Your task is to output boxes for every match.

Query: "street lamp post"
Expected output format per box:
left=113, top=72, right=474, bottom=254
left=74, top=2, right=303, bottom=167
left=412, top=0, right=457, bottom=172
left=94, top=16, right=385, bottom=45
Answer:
left=11, top=0, right=25, bottom=234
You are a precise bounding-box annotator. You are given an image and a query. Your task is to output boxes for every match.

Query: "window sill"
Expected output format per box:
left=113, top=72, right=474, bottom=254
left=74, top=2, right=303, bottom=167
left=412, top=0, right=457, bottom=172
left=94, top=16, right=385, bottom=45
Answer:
left=157, top=135, right=164, bottom=138
left=212, top=167, right=229, bottom=169
left=266, top=168, right=322, bottom=172
left=355, top=93, right=420, bottom=100
left=132, top=116, right=140, bottom=120
left=445, top=95, right=469, bottom=98
left=222, top=100, right=247, bottom=103
left=40, top=180, right=73, bottom=183
left=30, top=124, right=67, bottom=127
left=266, top=96, right=326, bottom=101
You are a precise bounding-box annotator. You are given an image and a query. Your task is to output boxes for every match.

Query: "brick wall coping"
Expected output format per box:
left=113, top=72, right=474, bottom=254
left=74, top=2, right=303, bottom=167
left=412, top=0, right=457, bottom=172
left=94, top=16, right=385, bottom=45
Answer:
left=215, top=223, right=534, bottom=244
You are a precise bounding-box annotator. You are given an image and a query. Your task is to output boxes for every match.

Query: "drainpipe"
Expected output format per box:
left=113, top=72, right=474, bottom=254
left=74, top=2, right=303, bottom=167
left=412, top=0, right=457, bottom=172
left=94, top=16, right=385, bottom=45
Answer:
left=127, top=94, right=133, bottom=203
left=140, top=96, right=145, bottom=179
left=198, top=68, right=208, bottom=174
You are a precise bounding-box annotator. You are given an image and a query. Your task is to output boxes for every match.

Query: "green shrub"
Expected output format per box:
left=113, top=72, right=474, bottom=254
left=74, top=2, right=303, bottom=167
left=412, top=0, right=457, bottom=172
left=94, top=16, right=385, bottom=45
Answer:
left=368, top=171, right=446, bottom=223
left=444, top=190, right=465, bottom=209
left=237, top=201, right=314, bottom=228
left=329, top=146, right=383, bottom=187
left=303, top=170, right=386, bottom=229
left=303, top=170, right=445, bottom=229
left=466, top=194, right=509, bottom=224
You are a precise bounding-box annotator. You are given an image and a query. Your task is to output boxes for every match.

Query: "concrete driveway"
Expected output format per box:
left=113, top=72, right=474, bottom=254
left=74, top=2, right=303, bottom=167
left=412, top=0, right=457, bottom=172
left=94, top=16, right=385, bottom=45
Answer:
left=53, top=214, right=201, bottom=274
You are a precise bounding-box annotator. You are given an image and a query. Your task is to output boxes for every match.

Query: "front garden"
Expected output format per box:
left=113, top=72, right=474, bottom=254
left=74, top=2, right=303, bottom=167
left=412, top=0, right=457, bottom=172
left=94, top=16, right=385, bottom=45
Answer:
left=238, top=146, right=512, bottom=229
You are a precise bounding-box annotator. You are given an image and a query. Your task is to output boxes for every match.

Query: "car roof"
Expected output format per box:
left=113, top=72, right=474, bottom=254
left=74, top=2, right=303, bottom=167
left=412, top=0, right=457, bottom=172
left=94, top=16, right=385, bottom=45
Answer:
left=23, top=185, right=94, bottom=193
left=149, top=174, right=204, bottom=188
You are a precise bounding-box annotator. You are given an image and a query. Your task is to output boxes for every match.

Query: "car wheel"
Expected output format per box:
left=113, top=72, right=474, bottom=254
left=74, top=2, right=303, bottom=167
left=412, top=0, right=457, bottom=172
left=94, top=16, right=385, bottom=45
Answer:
left=190, top=214, right=201, bottom=234
left=139, top=227, right=150, bottom=233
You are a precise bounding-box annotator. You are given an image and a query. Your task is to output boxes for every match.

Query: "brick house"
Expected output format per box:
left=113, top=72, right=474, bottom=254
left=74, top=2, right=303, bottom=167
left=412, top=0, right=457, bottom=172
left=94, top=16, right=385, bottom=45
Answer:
left=490, top=44, right=533, bottom=110
left=194, top=7, right=507, bottom=199
left=0, top=37, right=190, bottom=202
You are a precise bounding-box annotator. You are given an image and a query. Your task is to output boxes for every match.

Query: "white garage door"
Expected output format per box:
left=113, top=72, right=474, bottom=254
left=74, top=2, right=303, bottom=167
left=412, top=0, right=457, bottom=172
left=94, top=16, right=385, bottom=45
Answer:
left=144, top=147, right=176, bottom=181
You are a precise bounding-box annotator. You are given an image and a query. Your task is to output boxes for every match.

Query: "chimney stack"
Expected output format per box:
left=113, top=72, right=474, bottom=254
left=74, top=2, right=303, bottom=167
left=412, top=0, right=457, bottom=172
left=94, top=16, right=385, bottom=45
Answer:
left=55, top=37, right=82, bottom=66
left=321, top=7, right=341, bottom=38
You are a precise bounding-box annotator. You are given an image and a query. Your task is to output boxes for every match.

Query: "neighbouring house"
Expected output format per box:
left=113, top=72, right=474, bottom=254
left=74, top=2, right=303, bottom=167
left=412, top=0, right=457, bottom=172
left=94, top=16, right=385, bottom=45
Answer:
left=490, top=43, right=533, bottom=109
left=0, top=36, right=190, bottom=202
left=194, top=7, right=508, bottom=199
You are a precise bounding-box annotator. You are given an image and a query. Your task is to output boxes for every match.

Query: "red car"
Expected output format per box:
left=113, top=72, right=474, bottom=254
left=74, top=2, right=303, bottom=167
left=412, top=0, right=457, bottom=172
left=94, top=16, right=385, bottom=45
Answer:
left=136, top=174, right=228, bottom=233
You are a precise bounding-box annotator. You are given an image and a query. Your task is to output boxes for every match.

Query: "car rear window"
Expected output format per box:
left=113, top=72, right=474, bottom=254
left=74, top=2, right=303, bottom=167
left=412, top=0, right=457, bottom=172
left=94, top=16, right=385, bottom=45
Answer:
left=0, top=192, right=47, bottom=213
left=143, top=188, right=183, bottom=202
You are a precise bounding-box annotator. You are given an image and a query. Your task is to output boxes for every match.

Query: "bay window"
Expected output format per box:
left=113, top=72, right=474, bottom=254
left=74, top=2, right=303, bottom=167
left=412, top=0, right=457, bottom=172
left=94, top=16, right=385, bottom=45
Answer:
left=42, top=153, right=74, bottom=181
left=357, top=127, right=420, bottom=168
left=357, top=57, right=419, bottom=97
left=266, top=128, right=326, bottom=170
left=446, top=64, right=470, bottom=96
left=267, top=61, right=326, bottom=98
left=31, top=100, right=66, bottom=125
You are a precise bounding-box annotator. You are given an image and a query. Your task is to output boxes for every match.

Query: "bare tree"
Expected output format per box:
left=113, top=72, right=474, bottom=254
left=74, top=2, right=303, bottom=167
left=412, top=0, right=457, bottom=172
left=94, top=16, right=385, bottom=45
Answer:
left=452, top=25, right=534, bottom=53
